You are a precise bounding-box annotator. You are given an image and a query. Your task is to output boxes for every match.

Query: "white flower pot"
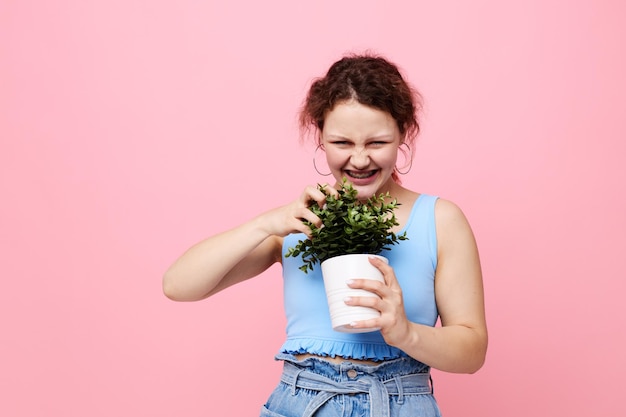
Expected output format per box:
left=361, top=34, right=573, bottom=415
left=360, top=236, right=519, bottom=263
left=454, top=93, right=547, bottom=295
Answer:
left=320, top=254, right=387, bottom=333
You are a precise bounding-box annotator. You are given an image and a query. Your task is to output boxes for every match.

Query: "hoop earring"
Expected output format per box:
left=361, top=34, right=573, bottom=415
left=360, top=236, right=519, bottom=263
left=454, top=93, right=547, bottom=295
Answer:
left=313, top=144, right=332, bottom=176
left=395, top=143, right=413, bottom=175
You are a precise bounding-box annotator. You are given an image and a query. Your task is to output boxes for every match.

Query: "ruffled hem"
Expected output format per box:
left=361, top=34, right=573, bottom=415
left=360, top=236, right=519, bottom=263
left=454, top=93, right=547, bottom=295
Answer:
left=279, top=337, right=406, bottom=362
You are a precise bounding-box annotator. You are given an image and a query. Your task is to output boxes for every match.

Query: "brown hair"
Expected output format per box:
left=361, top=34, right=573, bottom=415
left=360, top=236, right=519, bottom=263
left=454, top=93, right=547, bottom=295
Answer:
left=299, top=53, right=422, bottom=146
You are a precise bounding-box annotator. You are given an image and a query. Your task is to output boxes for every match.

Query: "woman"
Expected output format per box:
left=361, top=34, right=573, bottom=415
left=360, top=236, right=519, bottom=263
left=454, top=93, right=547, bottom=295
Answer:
left=163, top=54, right=487, bottom=416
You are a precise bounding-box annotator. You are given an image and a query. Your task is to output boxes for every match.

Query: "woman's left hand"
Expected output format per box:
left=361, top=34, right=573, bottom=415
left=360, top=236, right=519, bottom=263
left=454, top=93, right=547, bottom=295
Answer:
left=344, top=256, right=412, bottom=348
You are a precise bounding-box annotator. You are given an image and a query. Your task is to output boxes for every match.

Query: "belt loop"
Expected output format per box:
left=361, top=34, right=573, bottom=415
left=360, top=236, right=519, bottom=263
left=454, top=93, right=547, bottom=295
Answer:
left=429, top=374, right=434, bottom=395
left=291, top=369, right=304, bottom=395
left=393, top=375, right=404, bottom=404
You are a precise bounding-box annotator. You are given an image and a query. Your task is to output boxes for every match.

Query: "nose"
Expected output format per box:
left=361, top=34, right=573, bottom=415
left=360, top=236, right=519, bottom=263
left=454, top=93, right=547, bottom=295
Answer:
left=350, top=147, right=370, bottom=168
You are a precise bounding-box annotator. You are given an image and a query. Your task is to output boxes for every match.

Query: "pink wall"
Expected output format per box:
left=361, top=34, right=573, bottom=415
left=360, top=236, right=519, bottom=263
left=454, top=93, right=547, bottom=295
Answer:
left=2, top=1, right=625, bottom=415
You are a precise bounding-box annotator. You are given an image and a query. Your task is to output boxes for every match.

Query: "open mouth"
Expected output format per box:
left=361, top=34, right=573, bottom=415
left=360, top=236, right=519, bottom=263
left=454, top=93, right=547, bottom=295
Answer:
left=345, top=170, right=378, bottom=179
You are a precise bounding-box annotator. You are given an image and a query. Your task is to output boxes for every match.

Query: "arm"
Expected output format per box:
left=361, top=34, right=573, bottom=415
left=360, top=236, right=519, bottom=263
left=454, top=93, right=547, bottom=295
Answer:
left=416, top=198, right=488, bottom=373
left=162, top=185, right=332, bottom=301
left=346, top=199, right=488, bottom=373
left=162, top=218, right=282, bottom=301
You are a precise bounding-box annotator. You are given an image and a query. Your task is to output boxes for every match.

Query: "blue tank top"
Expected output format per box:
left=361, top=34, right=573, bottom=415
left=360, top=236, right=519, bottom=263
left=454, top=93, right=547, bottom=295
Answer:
left=279, top=194, right=439, bottom=361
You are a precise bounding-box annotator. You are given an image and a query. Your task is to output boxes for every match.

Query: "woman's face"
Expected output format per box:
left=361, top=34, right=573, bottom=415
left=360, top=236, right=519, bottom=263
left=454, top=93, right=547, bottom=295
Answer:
left=321, top=100, right=401, bottom=199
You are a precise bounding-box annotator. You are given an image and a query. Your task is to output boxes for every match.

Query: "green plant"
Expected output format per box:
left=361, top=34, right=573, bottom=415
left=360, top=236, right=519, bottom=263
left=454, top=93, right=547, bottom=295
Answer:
left=286, top=179, right=408, bottom=273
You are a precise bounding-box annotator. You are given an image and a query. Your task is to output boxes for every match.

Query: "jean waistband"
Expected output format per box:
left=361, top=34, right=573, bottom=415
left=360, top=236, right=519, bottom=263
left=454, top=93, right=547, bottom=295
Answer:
left=280, top=360, right=432, bottom=417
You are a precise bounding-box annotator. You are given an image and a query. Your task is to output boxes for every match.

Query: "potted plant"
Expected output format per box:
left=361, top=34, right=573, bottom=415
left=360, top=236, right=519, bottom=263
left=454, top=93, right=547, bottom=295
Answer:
left=286, top=179, right=407, bottom=332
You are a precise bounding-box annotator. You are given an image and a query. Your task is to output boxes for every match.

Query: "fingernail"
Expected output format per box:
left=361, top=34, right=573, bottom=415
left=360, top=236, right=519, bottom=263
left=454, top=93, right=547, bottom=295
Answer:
left=346, top=279, right=354, bottom=286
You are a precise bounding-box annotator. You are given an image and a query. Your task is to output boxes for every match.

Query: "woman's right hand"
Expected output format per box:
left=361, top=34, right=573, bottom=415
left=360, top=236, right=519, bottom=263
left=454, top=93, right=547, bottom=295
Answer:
left=260, top=183, right=338, bottom=238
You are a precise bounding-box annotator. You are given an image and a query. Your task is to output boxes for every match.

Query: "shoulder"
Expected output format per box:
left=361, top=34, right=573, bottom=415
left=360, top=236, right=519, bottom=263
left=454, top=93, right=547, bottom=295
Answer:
left=433, top=198, right=477, bottom=253
left=434, top=198, right=466, bottom=223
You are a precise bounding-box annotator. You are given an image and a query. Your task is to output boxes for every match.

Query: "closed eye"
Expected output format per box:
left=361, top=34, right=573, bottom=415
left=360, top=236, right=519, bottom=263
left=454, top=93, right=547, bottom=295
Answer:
left=328, top=140, right=352, bottom=147
left=369, top=141, right=392, bottom=147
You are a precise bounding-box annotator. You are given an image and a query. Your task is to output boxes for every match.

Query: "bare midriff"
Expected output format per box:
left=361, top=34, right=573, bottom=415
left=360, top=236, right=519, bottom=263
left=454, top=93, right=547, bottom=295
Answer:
left=293, top=353, right=382, bottom=366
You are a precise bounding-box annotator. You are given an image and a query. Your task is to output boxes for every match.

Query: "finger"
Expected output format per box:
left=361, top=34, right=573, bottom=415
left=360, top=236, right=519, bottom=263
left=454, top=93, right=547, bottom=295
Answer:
left=368, top=256, right=392, bottom=273
left=289, top=219, right=313, bottom=237
left=296, top=206, right=322, bottom=229
left=344, top=294, right=381, bottom=309
left=346, top=278, right=386, bottom=295
left=367, top=257, right=398, bottom=286
left=302, top=185, right=328, bottom=207
left=346, top=317, right=380, bottom=331
left=318, top=183, right=340, bottom=198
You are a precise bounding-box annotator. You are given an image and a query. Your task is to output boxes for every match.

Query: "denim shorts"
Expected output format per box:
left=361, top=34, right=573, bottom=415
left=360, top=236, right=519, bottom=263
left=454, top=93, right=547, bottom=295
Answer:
left=260, top=353, right=441, bottom=417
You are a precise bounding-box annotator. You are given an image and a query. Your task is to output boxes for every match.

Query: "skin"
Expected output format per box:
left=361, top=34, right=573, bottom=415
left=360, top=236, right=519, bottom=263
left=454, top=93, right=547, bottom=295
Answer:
left=163, top=99, right=487, bottom=374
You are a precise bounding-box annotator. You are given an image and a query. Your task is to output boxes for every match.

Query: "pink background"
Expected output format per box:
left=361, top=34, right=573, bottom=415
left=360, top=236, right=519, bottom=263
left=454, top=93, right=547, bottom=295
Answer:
left=2, top=1, right=625, bottom=415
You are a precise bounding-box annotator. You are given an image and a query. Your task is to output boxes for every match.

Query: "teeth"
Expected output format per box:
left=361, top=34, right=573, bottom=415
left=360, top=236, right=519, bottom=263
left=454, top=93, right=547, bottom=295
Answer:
left=347, top=170, right=376, bottom=179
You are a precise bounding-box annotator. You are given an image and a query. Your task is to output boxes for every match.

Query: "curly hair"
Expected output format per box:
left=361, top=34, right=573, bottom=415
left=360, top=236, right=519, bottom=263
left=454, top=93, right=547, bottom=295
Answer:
left=299, top=53, right=422, bottom=146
